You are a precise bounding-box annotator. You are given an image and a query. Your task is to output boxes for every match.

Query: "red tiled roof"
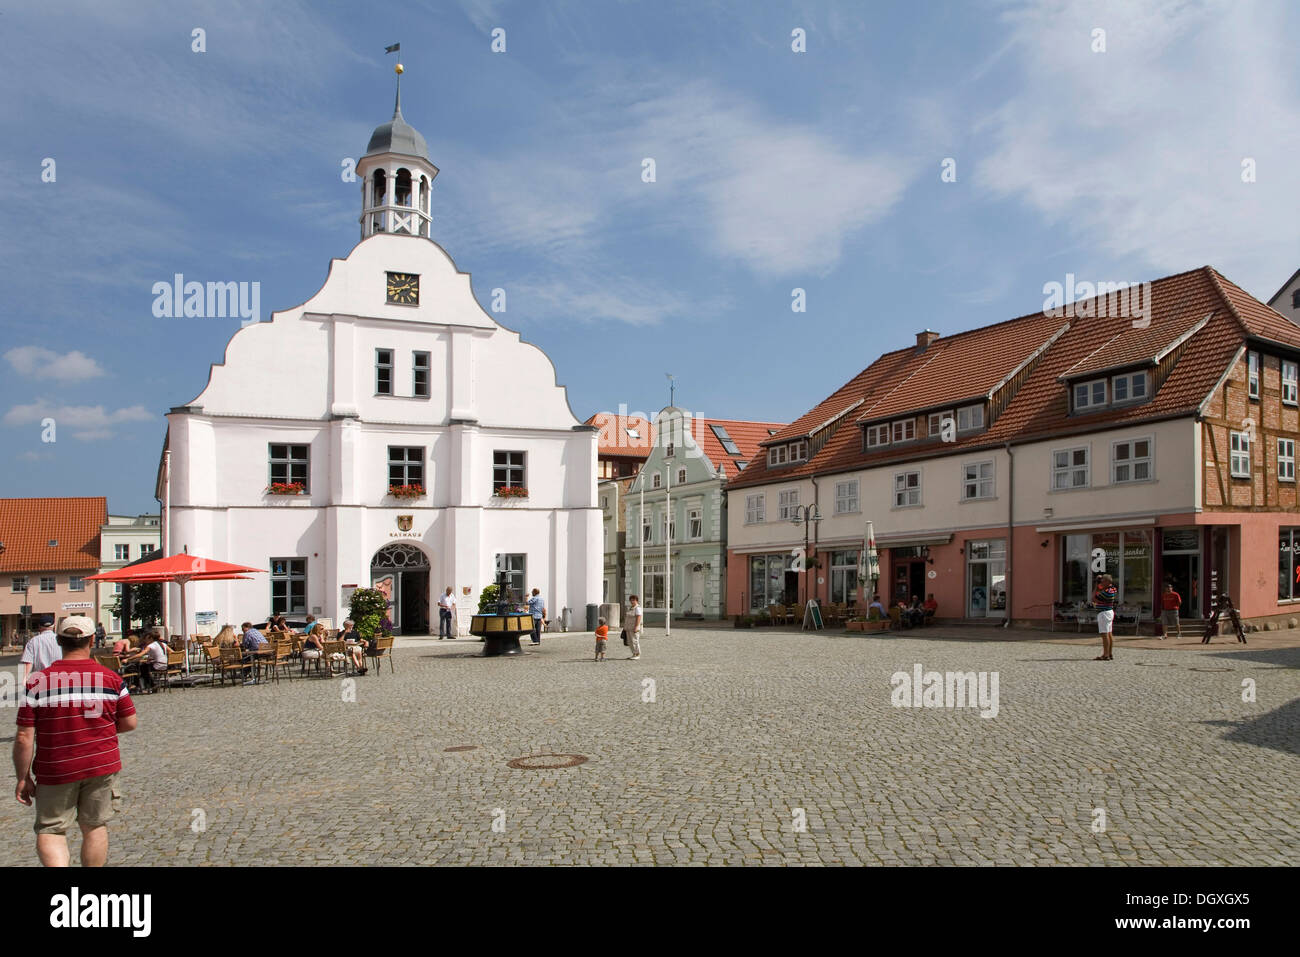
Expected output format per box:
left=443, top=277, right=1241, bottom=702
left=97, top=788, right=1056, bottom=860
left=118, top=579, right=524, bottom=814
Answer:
left=855, top=314, right=1068, bottom=424
left=694, top=417, right=786, bottom=479
left=1059, top=309, right=1211, bottom=380
left=0, top=497, right=107, bottom=573
left=585, top=412, right=656, bottom=459
left=727, top=266, right=1255, bottom=490
left=1210, top=269, right=1300, bottom=350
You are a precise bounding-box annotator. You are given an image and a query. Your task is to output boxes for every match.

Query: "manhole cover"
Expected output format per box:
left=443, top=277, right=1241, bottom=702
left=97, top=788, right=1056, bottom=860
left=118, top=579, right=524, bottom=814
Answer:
left=507, top=753, right=588, bottom=770
left=443, top=745, right=479, bottom=752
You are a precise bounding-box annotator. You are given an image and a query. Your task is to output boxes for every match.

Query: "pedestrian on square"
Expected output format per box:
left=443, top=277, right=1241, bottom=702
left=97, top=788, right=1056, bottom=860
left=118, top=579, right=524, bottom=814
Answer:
left=526, top=588, right=546, bottom=645
left=20, top=615, right=60, bottom=682
left=13, top=614, right=138, bottom=867
left=625, top=595, right=642, bottom=660
left=594, top=616, right=609, bottom=661
left=1093, top=574, right=1118, bottom=661
left=438, top=586, right=457, bottom=639
left=1159, top=582, right=1182, bottom=639
left=93, top=621, right=106, bottom=648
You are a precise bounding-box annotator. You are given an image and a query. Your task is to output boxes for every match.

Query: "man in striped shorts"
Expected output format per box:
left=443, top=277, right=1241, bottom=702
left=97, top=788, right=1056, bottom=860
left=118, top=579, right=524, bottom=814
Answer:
left=13, top=615, right=138, bottom=866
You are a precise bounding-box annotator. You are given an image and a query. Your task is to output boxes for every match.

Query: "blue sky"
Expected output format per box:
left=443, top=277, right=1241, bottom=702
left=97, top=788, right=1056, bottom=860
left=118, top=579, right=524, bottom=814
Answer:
left=2, top=0, right=1298, bottom=514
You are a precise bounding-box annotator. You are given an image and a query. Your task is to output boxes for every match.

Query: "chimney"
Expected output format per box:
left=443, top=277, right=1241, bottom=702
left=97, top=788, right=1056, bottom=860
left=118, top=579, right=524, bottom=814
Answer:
left=916, top=330, right=940, bottom=352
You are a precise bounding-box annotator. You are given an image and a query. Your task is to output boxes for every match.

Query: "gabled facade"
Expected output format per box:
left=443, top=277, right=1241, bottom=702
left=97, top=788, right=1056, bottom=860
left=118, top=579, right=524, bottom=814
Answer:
left=586, top=412, right=655, bottom=479
left=727, top=266, right=1300, bottom=630
left=624, top=407, right=783, bottom=621
left=157, top=86, right=600, bottom=635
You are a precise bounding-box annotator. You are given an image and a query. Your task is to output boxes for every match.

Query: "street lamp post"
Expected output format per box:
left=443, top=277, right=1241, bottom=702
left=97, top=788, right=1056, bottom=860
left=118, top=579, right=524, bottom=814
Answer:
left=664, top=443, right=673, bottom=638
left=790, top=504, right=822, bottom=604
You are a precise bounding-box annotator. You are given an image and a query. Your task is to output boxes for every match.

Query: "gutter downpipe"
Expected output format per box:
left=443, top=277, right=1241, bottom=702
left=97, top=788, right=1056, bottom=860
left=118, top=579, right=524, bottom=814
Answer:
left=1004, top=441, right=1013, bottom=629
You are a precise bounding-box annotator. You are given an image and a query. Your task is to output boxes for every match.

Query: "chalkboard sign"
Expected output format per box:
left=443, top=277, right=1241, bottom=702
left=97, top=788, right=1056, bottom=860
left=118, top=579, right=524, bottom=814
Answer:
left=804, top=600, right=824, bottom=631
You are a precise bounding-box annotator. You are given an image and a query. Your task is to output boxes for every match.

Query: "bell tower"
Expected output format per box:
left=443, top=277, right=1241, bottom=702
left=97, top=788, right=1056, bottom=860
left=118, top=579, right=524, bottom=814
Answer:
left=357, top=61, right=438, bottom=240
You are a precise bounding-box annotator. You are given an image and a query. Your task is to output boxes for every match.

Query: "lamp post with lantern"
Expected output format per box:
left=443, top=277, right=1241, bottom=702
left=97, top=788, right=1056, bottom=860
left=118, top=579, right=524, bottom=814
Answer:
left=789, top=504, right=823, bottom=605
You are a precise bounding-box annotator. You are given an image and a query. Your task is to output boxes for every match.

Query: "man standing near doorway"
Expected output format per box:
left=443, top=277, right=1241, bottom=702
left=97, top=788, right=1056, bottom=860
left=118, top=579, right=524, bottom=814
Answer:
left=526, top=588, right=546, bottom=645
left=1093, top=574, right=1118, bottom=661
left=438, top=587, right=457, bottom=640
left=13, top=615, right=138, bottom=867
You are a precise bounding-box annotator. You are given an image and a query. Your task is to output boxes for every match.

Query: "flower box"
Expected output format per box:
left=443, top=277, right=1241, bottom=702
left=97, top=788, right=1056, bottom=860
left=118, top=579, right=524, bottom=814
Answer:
left=266, top=482, right=305, bottom=495
left=492, top=486, right=529, bottom=499
left=388, top=484, right=425, bottom=499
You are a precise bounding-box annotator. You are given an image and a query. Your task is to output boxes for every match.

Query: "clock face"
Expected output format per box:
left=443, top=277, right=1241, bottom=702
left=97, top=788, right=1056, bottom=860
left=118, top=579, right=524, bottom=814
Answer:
left=386, top=271, right=419, bottom=305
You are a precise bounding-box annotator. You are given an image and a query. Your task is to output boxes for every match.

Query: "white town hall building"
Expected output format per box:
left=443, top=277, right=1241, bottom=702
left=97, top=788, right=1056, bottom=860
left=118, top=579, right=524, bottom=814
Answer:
left=156, top=81, right=601, bottom=635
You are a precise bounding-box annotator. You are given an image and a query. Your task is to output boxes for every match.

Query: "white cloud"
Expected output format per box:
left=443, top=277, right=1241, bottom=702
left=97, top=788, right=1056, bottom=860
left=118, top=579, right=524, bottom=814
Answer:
left=442, top=79, right=912, bottom=278
left=5, top=346, right=106, bottom=380
left=973, top=0, right=1300, bottom=294
left=3, top=402, right=155, bottom=442
left=511, top=274, right=731, bottom=326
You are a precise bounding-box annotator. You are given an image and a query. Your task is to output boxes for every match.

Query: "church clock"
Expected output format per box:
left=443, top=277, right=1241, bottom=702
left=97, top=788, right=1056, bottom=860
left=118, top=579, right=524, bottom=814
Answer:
left=386, top=271, right=419, bottom=305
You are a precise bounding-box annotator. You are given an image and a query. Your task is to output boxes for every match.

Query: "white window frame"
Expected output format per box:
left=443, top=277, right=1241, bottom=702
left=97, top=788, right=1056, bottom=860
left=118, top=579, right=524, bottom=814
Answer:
left=688, top=508, right=703, bottom=540
left=834, top=479, right=859, bottom=514
left=961, top=460, right=995, bottom=501
left=956, top=404, right=985, bottom=432
left=893, top=470, right=922, bottom=508
left=1283, top=361, right=1298, bottom=406
left=1111, top=372, right=1149, bottom=405
left=1247, top=351, right=1260, bottom=399
left=1230, top=431, right=1251, bottom=478
left=114, top=544, right=129, bottom=561
left=1052, top=446, right=1090, bottom=490
left=865, top=424, right=890, bottom=449
left=1073, top=379, right=1107, bottom=411
left=677, top=467, right=687, bottom=485
left=642, top=516, right=652, bottom=543
left=68, top=576, right=85, bottom=592
left=891, top=419, right=916, bottom=443
left=661, top=511, right=675, bottom=543
left=652, top=472, right=662, bottom=489
left=1279, top=438, right=1296, bottom=483
left=788, top=440, right=808, bottom=463
left=11, top=577, right=28, bottom=593
left=778, top=488, right=800, bottom=520
left=744, top=493, right=765, bottom=525
left=1111, top=437, right=1153, bottom=484
left=768, top=444, right=788, bottom=466
left=928, top=411, right=953, bottom=437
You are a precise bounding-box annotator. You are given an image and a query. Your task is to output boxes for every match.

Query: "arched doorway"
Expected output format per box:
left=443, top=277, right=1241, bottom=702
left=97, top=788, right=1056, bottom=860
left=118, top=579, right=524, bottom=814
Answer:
left=371, top=543, right=430, bottom=635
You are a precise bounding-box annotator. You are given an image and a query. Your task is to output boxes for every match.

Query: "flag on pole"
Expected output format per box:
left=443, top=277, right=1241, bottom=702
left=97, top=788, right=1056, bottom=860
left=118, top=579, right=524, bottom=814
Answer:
left=385, top=43, right=400, bottom=54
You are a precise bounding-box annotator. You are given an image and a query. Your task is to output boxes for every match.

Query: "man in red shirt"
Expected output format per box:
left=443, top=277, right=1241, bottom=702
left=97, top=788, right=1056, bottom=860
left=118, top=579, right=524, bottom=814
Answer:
left=12, top=615, right=138, bottom=867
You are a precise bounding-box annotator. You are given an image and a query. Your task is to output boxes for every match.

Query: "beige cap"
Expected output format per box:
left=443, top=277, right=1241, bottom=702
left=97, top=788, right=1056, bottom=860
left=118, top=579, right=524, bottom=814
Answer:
left=58, top=615, right=97, bottom=638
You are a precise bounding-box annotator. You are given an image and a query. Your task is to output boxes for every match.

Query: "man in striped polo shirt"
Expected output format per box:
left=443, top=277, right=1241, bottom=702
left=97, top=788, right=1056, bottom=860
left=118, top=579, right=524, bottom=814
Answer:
left=12, top=615, right=138, bottom=866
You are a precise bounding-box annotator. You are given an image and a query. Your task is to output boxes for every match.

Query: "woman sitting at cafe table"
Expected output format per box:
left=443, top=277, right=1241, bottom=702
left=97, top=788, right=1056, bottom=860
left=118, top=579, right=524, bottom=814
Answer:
left=339, top=619, right=368, bottom=675
left=302, top=622, right=327, bottom=666
left=214, top=624, right=240, bottom=649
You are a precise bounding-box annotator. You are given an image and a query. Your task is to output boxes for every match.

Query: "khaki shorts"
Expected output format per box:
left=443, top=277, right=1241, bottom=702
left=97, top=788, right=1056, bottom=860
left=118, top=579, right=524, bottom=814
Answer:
left=34, top=772, right=121, bottom=835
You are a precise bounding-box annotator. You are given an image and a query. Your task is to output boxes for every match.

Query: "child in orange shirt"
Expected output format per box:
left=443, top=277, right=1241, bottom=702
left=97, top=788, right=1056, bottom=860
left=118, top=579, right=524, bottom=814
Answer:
left=594, top=617, right=609, bottom=661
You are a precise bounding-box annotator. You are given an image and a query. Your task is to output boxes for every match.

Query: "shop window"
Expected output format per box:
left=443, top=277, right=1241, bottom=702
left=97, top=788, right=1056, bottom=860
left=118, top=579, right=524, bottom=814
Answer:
left=1279, top=529, right=1300, bottom=601
left=830, top=550, right=859, bottom=605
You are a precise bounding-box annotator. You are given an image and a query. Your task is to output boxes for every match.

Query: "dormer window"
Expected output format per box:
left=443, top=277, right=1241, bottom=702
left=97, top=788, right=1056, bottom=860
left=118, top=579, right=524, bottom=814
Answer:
left=928, top=411, right=953, bottom=437
left=865, top=424, right=890, bottom=449
left=891, top=420, right=916, bottom=443
left=1111, top=371, right=1148, bottom=404
left=766, top=440, right=807, bottom=466
left=1073, top=379, right=1107, bottom=411
left=956, top=405, right=984, bottom=432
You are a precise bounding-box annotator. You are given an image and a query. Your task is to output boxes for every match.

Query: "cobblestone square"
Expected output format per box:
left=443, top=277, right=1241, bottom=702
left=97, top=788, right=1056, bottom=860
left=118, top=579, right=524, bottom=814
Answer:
left=3, top=628, right=1296, bottom=866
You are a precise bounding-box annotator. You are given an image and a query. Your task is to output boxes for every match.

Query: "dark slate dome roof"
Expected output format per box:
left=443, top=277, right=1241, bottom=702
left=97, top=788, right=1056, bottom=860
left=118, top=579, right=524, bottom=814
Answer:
left=364, top=106, right=429, bottom=161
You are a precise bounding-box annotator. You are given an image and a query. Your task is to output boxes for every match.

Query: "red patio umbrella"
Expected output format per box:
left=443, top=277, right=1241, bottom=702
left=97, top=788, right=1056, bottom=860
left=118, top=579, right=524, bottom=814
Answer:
left=87, top=553, right=265, bottom=673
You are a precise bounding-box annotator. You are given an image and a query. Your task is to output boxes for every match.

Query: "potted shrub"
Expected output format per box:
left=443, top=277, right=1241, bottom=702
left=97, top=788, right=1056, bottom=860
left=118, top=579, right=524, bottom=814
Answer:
left=348, top=588, right=393, bottom=639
